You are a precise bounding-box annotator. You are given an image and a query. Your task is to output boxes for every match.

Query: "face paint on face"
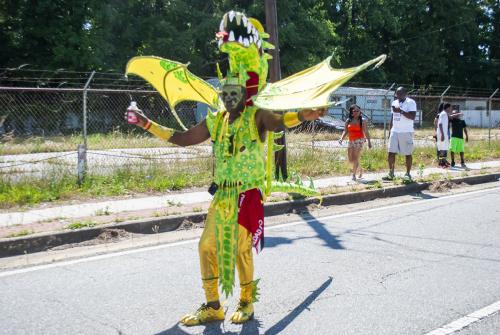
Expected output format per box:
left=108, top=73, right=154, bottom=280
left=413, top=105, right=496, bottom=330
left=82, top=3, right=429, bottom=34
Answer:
left=222, top=85, right=245, bottom=113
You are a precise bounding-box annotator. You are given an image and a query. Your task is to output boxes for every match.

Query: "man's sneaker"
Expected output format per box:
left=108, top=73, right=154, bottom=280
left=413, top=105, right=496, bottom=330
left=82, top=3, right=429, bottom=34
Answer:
left=402, top=173, right=413, bottom=184
left=461, top=163, right=469, bottom=170
left=180, top=303, right=225, bottom=326
left=230, top=300, right=254, bottom=324
left=382, top=172, right=395, bottom=181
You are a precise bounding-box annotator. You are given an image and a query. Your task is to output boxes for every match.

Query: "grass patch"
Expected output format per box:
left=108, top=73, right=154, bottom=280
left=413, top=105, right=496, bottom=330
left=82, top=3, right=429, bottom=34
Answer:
left=289, top=139, right=500, bottom=178
left=66, top=221, right=98, bottom=230
left=95, top=206, right=111, bottom=216
left=366, top=180, right=383, bottom=189
left=1, top=140, right=499, bottom=209
left=0, top=131, right=178, bottom=155
left=2, top=127, right=499, bottom=155
left=0, top=158, right=212, bottom=209
left=6, top=229, right=34, bottom=238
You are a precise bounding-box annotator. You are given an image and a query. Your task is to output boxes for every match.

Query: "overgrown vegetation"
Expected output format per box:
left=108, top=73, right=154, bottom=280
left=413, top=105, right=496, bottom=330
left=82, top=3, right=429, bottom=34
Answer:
left=2, top=128, right=499, bottom=155
left=0, top=158, right=213, bottom=209
left=1, top=140, right=499, bottom=210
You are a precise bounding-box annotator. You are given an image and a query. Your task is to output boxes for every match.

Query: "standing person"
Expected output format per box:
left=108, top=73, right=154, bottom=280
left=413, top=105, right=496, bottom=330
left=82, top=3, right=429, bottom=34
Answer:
left=126, top=78, right=326, bottom=326
left=434, top=103, right=444, bottom=161
left=449, top=110, right=469, bottom=168
left=339, top=104, right=372, bottom=180
left=437, top=103, right=452, bottom=167
left=383, top=87, right=417, bottom=183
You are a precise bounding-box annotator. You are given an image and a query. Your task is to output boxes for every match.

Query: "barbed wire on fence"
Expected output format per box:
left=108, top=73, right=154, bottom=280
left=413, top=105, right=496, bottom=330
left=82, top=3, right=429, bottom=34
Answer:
left=0, top=152, right=76, bottom=169
left=1, top=67, right=499, bottom=97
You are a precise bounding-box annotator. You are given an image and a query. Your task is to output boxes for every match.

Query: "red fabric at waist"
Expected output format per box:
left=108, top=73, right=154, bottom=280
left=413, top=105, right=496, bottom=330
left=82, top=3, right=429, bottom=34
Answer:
left=238, top=188, right=264, bottom=253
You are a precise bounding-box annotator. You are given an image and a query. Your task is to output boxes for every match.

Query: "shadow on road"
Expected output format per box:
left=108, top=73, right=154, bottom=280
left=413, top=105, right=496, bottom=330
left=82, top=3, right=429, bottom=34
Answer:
left=156, top=277, right=333, bottom=335
left=264, top=276, right=333, bottom=335
left=156, top=318, right=261, bottom=335
left=412, top=192, right=438, bottom=200
left=265, top=205, right=344, bottom=250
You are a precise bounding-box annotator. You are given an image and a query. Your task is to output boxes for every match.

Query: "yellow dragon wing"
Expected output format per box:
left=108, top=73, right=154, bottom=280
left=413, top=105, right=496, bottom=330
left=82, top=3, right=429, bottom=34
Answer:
left=253, top=54, right=386, bottom=111
left=125, top=56, right=221, bottom=130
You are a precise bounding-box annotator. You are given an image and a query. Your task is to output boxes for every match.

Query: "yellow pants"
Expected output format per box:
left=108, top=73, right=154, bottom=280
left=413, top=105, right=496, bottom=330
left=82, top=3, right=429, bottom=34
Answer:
left=199, top=202, right=254, bottom=303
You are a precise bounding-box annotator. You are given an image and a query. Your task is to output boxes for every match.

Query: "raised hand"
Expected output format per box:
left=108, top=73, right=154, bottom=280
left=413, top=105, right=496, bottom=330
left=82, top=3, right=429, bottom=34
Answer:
left=124, top=109, right=149, bottom=128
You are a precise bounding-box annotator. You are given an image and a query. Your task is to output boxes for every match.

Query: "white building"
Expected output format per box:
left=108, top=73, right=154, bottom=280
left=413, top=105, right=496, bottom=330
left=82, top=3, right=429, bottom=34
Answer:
left=328, top=86, right=422, bottom=126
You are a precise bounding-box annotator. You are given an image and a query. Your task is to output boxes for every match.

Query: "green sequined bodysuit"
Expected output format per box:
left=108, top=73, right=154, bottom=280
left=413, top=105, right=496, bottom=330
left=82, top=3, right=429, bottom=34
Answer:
left=206, top=106, right=264, bottom=296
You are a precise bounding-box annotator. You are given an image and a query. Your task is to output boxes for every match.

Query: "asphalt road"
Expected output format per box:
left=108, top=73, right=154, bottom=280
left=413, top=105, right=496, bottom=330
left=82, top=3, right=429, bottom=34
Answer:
left=0, top=187, right=499, bottom=335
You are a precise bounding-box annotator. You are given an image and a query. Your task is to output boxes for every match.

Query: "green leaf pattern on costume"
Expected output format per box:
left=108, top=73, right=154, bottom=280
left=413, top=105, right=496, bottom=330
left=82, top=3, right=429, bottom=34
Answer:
left=206, top=106, right=266, bottom=296
left=159, top=60, right=178, bottom=72
left=214, top=187, right=240, bottom=297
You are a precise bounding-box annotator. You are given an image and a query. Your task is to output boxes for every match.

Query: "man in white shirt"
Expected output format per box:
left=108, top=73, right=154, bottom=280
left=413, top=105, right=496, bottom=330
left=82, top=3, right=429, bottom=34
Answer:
left=437, top=103, right=452, bottom=167
left=383, top=87, right=417, bottom=182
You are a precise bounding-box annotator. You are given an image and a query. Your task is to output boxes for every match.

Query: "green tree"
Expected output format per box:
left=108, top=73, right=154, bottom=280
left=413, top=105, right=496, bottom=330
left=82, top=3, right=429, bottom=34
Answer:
left=0, top=0, right=95, bottom=70
left=0, top=0, right=497, bottom=89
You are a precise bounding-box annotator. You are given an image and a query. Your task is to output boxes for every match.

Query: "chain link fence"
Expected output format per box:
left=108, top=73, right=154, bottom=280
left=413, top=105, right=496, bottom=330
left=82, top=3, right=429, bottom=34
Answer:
left=0, top=69, right=499, bottom=184
left=0, top=85, right=206, bottom=182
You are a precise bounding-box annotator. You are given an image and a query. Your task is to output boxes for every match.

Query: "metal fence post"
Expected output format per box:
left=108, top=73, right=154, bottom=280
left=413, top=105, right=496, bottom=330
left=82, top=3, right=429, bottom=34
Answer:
left=77, top=144, right=86, bottom=185
left=80, top=71, right=95, bottom=184
left=439, top=85, right=451, bottom=107
left=488, top=88, right=499, bottom=147
left=383, top=83, right=395, bottom=145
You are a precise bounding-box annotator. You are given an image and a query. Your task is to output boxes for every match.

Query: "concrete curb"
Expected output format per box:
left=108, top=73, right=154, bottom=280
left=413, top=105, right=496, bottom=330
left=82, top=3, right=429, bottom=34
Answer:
left=1, top=173, right=498, bottom=258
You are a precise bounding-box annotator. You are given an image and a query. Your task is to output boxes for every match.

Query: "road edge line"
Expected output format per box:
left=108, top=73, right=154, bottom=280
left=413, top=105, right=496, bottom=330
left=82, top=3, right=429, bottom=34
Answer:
left=424, top=300, right=500, bottom=335
left=0, top=185, right=498, bottom=278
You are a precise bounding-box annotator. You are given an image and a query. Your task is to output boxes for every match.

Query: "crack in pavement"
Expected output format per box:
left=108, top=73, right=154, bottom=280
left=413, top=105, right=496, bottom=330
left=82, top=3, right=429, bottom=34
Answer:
left=44, top=296, right=127, bottom=335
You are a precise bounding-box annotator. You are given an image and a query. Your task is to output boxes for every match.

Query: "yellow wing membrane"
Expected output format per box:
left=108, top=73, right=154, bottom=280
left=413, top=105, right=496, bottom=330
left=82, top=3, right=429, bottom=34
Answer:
left=125, top=56, right=220, bottom=130
left=253, top=54, right=387, bottom=111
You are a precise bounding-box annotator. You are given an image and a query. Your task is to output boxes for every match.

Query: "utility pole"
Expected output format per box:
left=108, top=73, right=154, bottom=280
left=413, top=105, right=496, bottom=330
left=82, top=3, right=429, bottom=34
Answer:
left=265, top=0, right=288, bottom=180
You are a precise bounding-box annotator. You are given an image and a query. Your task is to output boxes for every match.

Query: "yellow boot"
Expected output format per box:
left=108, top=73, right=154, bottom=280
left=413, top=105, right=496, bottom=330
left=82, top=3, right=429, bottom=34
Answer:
left=230, top=300, right=254, bottom=324
left=180, top=303, right=225, bottom=326
left=230, top=279, right=259, bottom=324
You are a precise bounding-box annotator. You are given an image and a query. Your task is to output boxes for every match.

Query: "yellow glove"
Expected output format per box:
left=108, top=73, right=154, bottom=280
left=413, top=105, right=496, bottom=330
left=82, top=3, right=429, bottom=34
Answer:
left=144, top=120, right=175, bottom=141
left=283, top=111, right=302, bottom=128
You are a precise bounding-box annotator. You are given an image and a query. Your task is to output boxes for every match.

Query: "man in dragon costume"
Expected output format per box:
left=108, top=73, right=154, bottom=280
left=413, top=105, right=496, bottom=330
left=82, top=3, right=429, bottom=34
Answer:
left=125, top=10, right=386, bottom=326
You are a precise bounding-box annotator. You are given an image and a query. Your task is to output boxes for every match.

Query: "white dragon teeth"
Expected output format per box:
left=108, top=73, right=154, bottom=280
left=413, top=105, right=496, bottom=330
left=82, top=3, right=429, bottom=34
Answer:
left=238, top=35, right=243, bottom=44
left=249, top=36, right=253, bottom=44
left=219, top=21, right=224, bottom=31
left=236, top=13, right=242, bottom=26
left=247, top=23, right=252, bottom=34
left=243, top=38, right=250, bottom=47
left=229, top=11, right=235, bottom=22
left=242, top=16, right=248, bottom=27
left=229, top=31, right=235, bottom=41
left=257, top=40, right=262, bottom=48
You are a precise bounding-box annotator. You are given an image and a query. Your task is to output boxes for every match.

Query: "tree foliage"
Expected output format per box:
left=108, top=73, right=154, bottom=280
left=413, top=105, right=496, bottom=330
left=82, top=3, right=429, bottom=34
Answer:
left=0, top=0, right=498, bottom=88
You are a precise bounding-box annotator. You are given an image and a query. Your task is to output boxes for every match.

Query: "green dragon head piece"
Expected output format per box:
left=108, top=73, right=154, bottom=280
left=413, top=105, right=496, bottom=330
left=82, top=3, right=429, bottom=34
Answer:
left=216, top=11, right=274, bottom=103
